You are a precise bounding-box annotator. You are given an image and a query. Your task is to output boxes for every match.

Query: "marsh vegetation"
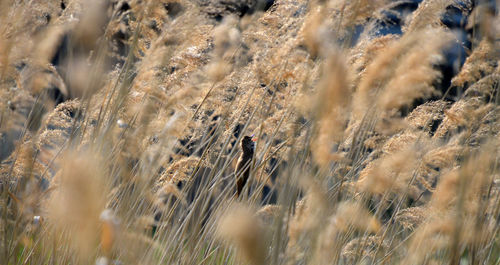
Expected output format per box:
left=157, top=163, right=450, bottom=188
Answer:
left=0, top=0, right=499, bottom=264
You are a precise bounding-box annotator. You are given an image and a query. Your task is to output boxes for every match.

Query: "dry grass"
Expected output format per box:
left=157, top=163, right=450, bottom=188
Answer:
left=1, top=0, right=499, bottom=264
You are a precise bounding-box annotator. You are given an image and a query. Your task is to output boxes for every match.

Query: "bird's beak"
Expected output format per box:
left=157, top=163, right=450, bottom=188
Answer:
left=251, top=134, right=257, bottom=142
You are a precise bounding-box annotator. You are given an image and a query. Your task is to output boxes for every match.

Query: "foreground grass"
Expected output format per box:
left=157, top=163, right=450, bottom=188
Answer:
left=1, top=0, right=499, bottom=264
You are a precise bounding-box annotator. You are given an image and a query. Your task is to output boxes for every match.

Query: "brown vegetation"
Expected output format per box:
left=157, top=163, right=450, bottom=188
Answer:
left=0, top=0, right=499, bottom=264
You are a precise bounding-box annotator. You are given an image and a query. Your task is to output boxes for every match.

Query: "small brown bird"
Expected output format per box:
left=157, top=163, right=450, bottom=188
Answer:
left=235, top=135, right=255, bottom=197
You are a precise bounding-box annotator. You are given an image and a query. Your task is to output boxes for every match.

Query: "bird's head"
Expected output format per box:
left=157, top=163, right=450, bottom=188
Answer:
left=241, top=135, right=256, bottom=154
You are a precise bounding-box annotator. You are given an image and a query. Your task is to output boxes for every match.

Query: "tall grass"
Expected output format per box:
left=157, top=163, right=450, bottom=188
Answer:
left=1, top=0, right=499, bottom=264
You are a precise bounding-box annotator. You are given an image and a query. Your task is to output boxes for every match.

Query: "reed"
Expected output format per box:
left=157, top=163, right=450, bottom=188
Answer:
left=0, top=0, right=498, bottom=265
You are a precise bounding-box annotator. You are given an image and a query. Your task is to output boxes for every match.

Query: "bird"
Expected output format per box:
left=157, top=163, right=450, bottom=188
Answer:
left=235, top=135, right=255, bottom=197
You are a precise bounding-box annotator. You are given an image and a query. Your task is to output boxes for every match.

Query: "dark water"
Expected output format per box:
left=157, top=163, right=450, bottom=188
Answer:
left=372, top=0, right=471, bottom=99
left=371, top=0, right=497, bottom=100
